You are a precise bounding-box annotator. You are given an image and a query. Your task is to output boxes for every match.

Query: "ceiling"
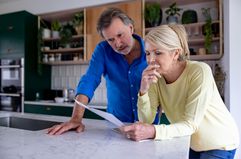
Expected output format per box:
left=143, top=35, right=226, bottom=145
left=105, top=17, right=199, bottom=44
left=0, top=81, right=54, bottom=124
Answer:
left=0, top=0, right=18, bottom=3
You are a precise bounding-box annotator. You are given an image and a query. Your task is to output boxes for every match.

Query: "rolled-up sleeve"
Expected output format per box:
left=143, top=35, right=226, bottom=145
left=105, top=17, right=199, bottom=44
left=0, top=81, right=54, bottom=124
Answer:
left=76, top=44, right=105, bottom=101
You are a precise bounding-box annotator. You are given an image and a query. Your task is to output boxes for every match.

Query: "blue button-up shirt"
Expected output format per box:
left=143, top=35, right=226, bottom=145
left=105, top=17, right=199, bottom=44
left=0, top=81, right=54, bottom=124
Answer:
left=76, top=34, right=151, bottom=123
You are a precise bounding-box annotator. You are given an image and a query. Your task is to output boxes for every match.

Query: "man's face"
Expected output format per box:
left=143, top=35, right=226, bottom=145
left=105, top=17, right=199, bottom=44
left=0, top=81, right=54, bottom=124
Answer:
left=102, top=18, right=134, bottom=55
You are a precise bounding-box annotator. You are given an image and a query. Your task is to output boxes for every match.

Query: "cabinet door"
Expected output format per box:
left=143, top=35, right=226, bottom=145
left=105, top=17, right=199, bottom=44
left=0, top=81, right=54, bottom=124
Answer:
left=24, top=104, right=73, bottom=116
left=24, top=104, right=106, bottom=119
left=0, top=12, right=25, bottom=58
left=86, top=0, right=143, bottom=60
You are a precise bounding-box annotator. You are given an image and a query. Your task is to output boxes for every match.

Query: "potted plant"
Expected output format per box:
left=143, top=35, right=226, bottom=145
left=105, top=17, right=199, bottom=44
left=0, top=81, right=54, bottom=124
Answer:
left=181, top=10, right=198, bottom=24
left=145, top=2, right=162, bottom=27
left=165, top=2, right=182, bottom=24
left=60, top=23, right=73, bottom=48
left=202, top=8, right=212, bottom=53
left=72, top=12, right=84, bottom=35
left=51, top=20, right=61, bottom=38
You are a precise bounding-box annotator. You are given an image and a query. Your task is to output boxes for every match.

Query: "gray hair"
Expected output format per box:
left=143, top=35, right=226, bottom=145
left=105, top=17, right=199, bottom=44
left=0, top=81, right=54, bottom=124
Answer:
left=145, top=25, right=190, bottom=61
left=97, top=7, right=134, bottom=37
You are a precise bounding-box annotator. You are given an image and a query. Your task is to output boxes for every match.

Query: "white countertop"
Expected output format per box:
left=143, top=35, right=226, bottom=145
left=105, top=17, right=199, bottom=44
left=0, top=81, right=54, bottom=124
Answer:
left=0, top=111, right=190, bottom=159
left=24, top=100, right=107, bottom=109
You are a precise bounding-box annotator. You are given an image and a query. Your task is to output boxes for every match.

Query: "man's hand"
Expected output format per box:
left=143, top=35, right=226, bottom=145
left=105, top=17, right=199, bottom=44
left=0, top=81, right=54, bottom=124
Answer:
left=119, top=122, right=156, bottom=141
left=47, top=119, right=85, bottom=135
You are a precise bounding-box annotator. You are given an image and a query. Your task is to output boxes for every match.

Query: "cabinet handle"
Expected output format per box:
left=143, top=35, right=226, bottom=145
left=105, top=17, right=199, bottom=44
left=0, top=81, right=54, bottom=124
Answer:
left=8, top=26, right=14, bottom=30
left=46, top=107, right=51, bottom=111
left=7, top=48, right=12, bottom=52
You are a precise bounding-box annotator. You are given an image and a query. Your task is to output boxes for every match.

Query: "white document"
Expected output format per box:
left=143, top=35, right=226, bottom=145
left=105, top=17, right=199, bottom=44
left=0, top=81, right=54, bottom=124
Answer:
left=74, top=99, right=124, bottom=127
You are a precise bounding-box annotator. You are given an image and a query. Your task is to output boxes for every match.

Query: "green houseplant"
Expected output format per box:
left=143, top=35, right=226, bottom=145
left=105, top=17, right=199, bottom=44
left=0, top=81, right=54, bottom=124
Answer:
left=51, top=20, right=61, bottom=31
left=60, top=23, right=73, bottom=48
left=72, top=12, right=84, bottom=35
left=165, top=2, right=182, bottom=24
left=145, top=2, right=162, bottom=27
left=51, top=20, right=61, bottom=38
left=202, top=8, right=212, bottom=53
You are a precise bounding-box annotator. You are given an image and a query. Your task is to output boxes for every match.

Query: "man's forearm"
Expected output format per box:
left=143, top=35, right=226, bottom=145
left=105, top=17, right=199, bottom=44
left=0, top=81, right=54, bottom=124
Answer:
left=71, top=94, right=89, bottom=121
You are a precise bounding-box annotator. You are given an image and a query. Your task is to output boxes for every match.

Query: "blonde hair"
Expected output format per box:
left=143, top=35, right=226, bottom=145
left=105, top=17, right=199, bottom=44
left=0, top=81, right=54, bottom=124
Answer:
left=145, top=24, right=190, bottom=61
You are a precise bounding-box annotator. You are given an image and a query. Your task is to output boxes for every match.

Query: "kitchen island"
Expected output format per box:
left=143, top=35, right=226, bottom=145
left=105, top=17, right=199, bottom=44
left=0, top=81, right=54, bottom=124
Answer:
left=0, top=111, right=190, bottom=159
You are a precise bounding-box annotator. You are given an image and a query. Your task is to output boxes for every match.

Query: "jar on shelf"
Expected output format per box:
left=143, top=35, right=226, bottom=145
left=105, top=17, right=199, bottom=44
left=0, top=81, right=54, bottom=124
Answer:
left=55, top=54, right=62, bottom=61
left=73, top=54, right=79, bottom=61
left=210, top=7, right=218, bottom=21
left=49, top=54, right=55, bottom=62
left=42, top=28, right=51, bottom=39
left=198, top=48, right=206, bottom=55
left=43, top=54, right=48, bottom=63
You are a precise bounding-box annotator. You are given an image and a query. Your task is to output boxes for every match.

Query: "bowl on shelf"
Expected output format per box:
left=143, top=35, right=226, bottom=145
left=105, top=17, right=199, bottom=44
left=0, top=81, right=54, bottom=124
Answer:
left=54, top=97, right=64, bottom=103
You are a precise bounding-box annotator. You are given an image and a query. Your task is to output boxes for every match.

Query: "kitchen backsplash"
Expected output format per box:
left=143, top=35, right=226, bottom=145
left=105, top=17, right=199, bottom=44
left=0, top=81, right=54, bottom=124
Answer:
left=51, top=65, right=107, bottom=105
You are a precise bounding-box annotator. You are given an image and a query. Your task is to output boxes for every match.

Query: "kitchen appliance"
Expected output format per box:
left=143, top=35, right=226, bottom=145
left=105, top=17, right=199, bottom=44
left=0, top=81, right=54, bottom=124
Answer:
left=0, top=58, right=24, bottom=112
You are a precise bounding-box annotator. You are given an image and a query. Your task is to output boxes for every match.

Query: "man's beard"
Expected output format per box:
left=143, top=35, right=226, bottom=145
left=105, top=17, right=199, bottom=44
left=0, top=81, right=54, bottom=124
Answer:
left=115, top=46, right=130, bottom=55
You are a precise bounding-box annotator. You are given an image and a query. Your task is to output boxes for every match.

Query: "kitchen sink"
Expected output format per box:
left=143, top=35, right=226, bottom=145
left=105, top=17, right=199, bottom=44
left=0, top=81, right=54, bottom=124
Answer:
left=0, top=116, right=61, bottom=131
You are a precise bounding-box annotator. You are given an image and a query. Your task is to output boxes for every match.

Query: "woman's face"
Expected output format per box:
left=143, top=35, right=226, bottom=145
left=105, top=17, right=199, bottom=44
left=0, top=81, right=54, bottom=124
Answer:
left=102, top=18, right=134, bottom=55
left=145, top=41, right=179, bottom=76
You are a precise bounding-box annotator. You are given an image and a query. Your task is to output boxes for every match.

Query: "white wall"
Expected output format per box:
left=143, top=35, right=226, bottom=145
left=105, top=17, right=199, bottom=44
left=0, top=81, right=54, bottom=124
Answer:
left=51, top=65, right=107, bottom=105
left=225, top=0, right=241, bottom=158
left=0, top=0, right=129, bottom=15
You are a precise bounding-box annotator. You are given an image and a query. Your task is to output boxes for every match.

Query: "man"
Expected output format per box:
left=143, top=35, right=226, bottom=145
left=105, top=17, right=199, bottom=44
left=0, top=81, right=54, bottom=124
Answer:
left=47, top=8, right=157, bottom=135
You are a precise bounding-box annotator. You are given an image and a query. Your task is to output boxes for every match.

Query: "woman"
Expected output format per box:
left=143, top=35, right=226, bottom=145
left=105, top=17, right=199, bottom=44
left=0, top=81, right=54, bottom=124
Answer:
left=120, top=25, right=239, bottom=159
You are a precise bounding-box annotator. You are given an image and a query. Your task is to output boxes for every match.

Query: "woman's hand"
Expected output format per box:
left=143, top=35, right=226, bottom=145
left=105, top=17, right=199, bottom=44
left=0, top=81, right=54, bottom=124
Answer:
left=119, top=122, right=156, bottom=141
left=139, top=64, right=161, bottom=95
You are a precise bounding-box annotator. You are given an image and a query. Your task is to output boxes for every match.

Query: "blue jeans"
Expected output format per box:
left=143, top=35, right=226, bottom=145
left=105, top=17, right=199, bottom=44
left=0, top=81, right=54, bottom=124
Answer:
left=189, top=149, right=236, bottom=159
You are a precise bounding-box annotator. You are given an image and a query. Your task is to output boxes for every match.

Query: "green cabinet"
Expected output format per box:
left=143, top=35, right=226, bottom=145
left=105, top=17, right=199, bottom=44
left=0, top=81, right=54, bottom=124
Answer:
left=24, top=104, right=105, bottom=120
left=24, top=104, right=73, bottom=116
left=0, top=11, right=51, bottom=102
left=0, top=11, right=31, bottom=58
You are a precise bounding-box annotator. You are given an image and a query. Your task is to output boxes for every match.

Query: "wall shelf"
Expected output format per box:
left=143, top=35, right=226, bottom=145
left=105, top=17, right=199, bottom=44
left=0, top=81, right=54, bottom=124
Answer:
left=42, top=47, right=84, bottom=53
left=42, top=35, right=84, bottom=42
left=190, top=53, right=222, bottom=60
left=40, top=9, right=86, bottom=65
left=144, top=0, right=223, bottom=60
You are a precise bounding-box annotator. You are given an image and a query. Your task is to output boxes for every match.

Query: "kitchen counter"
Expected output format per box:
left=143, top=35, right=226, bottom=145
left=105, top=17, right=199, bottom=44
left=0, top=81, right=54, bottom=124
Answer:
left=24, top=101, right=107, bottom=109
left=0, top=111, right=190, bottom=159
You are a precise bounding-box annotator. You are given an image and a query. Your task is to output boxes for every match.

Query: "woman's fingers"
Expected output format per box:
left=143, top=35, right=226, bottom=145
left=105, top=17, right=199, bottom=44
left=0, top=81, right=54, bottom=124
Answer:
left=153, top=70, right=162, bottom=78
left=140, top=64, right=161, bottom=94
left=143, top=65, right=161, bottom=79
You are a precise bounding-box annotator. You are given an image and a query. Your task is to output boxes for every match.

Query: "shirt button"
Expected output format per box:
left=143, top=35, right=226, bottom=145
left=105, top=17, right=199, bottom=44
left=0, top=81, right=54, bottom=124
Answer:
left=132, top=97, right=134, bottom=100
left=128, top=71, right=131, bottom=74
left=131, top=84, right=133, bottom=87
left=133, top=109, right=135, bottom=112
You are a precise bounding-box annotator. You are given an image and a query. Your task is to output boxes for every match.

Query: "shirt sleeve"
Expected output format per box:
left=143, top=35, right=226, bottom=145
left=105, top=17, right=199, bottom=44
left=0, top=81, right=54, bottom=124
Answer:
left=75, top=43, right=105, bottom=101
left=154, top=63, right=214, bottom=140
left=138, top=83, right=161, bottom=124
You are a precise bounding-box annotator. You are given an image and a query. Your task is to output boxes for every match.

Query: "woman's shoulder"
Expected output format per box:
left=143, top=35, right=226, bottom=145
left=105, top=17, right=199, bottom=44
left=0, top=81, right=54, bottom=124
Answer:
left=187, top=61, right=212, bottom=73
left=185, top=61, right=213, bottom=80
left=185, top=61, right=214, bottom=84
